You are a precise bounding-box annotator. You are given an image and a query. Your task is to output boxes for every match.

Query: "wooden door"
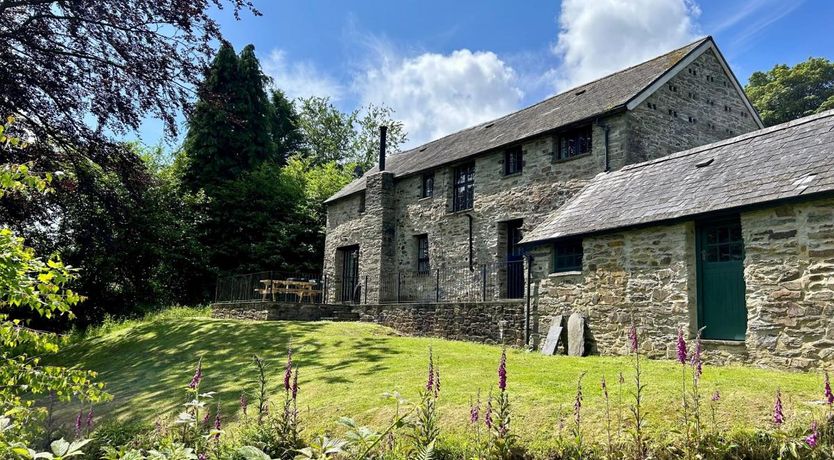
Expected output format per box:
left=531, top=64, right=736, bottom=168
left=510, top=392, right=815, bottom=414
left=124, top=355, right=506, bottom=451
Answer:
left=697, top=219, right=747, bottom=340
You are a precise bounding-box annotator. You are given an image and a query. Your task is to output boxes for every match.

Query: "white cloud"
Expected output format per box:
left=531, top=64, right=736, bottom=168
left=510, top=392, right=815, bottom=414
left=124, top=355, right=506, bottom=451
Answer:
left=551, top=0, right=701, bottom=91
left=262, top=49, right=345, bottom=101
left=353, top=48, right=524, bottom=148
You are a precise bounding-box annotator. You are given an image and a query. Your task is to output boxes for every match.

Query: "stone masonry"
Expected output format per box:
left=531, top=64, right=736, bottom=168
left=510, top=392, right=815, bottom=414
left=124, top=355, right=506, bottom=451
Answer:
left=323, top=47, right=759, bottom=306
left=527, top=196, right=834, bottom=370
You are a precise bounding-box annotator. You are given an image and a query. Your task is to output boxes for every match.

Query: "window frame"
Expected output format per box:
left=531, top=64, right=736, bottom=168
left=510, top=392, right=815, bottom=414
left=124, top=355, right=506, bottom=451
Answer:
left=421, top=172, right=434, bottom=198
left=504, top=146, right=523, bottom=175
left=553, top=238, right=583, bottom=273
left=416, top=234, right=430, bottom=274
left=452, top=162, right=475, bottom=212
left=555, top=125, right=593, bottom=161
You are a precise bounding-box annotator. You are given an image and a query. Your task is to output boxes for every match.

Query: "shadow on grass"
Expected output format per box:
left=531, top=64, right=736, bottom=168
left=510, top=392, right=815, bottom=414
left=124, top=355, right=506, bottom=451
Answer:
left=50, top=319, right=400, bottom=425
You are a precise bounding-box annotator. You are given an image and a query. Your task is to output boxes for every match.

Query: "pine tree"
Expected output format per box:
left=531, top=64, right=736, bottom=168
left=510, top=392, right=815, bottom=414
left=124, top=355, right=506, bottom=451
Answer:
left=237, top=44, right=277, bottom=167
left=182, top=43, right=277, bottom=191
left=182, top=42, right=242, bottom=191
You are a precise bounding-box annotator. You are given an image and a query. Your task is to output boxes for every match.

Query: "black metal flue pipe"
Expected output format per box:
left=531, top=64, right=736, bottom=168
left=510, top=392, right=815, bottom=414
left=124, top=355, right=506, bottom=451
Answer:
left=379, top=125, right=388, bottom=171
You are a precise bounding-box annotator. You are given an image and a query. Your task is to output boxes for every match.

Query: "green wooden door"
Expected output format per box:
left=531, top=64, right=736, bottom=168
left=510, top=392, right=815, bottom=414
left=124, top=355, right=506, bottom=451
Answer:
left=697, top=219, right=747, bottom=340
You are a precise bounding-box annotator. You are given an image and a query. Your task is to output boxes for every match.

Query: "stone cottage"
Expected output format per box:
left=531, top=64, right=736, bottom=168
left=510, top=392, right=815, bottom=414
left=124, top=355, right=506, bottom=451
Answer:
left=321, top=36, right=834, bottom=363
left=323, top=36, right=761, bottom=306
left=521, top=110, right=834, bottom=369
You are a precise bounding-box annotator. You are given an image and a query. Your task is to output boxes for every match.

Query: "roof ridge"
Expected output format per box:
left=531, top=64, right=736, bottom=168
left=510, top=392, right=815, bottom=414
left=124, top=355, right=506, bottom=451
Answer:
left=620, top=109, right=834, bottom=173
left=393, top=36, right=711, bottom=158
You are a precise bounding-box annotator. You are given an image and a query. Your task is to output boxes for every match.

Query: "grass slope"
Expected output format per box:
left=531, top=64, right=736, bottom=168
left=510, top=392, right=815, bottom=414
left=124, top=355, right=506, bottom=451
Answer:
left=54, top=313, right=824, bottom=451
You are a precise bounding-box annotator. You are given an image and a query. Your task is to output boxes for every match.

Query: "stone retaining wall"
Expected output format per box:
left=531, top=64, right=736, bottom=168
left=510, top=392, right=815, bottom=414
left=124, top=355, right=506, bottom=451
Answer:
left=211, top=302, right=357, bottom=321
left=354, top=301, right=527, bottom=346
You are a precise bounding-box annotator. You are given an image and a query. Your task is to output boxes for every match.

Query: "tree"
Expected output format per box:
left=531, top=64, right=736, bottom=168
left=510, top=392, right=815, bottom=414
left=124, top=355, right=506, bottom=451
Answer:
left=0, top=0, right=258, bottom=150
left=296, top=97, right=407, bottom=170
left=269, top=89, right=304, bottom=163
left=1, top=118, right=107, bottom=456
left=746, top=57, right=834, bottom=126
left=182, top=43, right=279, bottom=191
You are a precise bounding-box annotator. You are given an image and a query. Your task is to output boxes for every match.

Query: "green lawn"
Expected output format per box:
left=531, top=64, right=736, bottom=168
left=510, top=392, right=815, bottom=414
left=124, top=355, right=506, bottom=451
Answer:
left=53, top=313, right=826, bottom=452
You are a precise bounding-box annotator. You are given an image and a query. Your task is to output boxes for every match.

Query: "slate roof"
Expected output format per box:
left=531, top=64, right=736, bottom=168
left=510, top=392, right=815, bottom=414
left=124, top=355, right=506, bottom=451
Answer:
left=521, top=110, right=834, bottom=245
left=326, top=36, right=714, bottom=203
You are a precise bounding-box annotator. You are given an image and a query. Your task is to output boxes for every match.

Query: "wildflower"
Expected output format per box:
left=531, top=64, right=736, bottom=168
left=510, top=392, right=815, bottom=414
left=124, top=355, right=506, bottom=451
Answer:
left=574, top=375, right=584, bottom=427
left=189, top=358, right=203, bottom=390
left=824, top=371, right=833, bottom=406
left=691, top=329, right=703, bottom=379
left=711, top=390, right=720, bottom=402
left=426, top=348, right=434, bottom=392
left=292, top=367, right=299, bottom=400
left=74, top=409, right=83, bottom=437
left=676, top=327, right=687, bottom=364
left=214, top=406, right=222, bottom=440
left=283, top=347, right=293, bottom=392
left=85, top=407, right=94, bottom=431
left=240, top=393, right=248, bottom=415
left=628, top=324, right=638, bottom=353
left=601, top=375, right=609, bottom=399
left=485, top=396, right=493, bottom=429
left=806, top=421, right=819, bottom=448
left=198, top=454, right=207, bottom=460
left=469, top=394, right=480, bottom=424
left=773, top=389, right=784, bottom=427
left=202, top=411, right=211, bottom=427
left=434, top=366, right=441, bottom=397
left=498, top=348, right=507, bottom=392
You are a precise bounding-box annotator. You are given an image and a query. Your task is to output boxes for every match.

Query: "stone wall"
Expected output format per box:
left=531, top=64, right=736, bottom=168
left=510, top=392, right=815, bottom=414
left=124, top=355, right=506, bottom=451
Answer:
left=528, top=196, right=834, bottom=370
left=323, top=49, right=760, bottom=307
left=211, top=302, right=359, bottom=321
left=529, top=223, right=696, bottom=359
left=355, top=301, right=527, bottom=346
left=626, top=49, right=761, bottom=166
left=742, top=197, right=834, bottom=369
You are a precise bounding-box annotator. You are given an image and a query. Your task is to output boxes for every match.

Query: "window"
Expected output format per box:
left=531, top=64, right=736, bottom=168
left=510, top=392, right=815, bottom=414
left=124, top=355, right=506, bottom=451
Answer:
left=421, top=173, right=434, bottom=198
left=504, top=146, right=523, bottom=175
left=358, top=192, right=366, bottom=213
left=553, top=238, right=583, bottom=273
left=416, top=234, right=430, bottom=273
left=556, top=126, right=592, bottom=160
left=453, top=163, right=475, bottom=211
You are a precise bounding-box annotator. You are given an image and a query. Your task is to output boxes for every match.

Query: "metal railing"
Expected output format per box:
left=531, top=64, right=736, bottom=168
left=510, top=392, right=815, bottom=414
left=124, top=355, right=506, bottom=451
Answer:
left=215, top=261, right=527, bottom=305
left=214, top=271, right=326, bottom=304
left=378, top=261, right=525, bottom=303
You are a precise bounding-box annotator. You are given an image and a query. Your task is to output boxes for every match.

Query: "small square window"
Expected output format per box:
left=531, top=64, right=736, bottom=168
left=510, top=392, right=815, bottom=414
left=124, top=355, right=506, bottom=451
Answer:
left=421, top=173, right=434, bottom=198
left=504, top=146, right=523, bottom=175
left=555, top=126, right=592, bottom=160
left=416, top=234, right=430, bottom=273
left=553, top=238, right=583, bottom=273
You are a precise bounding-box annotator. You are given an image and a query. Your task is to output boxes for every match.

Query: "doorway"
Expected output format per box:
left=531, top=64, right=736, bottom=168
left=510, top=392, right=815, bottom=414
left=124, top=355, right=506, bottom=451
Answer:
left=339, top=246, right=359, bottom=302
left=696, top=218, right=746, bottom=340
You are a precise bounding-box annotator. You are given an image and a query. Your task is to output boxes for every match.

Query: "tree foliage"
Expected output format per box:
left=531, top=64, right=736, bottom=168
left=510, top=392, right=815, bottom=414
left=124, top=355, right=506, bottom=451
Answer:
left=0, top=121, right=108, bottom=456
left=182, top=43, right=279, bottom=191
left=0, top=0, right=258, bottom=147
left=297, top=97, right=407, bottom=170
left=746, top=57, right=834, bottom=126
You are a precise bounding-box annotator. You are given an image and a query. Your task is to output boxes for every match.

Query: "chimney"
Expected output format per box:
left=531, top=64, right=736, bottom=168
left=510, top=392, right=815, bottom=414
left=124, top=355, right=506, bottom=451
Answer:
left=379, top=125, right=388, bottom=171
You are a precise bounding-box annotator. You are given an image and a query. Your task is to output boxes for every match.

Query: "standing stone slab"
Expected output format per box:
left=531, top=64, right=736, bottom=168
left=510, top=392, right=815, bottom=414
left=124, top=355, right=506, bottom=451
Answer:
left=567, top=312, right=586, bottom=357
left=541, top=315, right=565, bottom=355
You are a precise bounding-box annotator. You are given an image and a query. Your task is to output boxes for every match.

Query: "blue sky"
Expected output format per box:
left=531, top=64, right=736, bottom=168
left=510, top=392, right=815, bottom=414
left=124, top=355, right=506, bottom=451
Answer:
left=133, top=0, right=834, bottom=150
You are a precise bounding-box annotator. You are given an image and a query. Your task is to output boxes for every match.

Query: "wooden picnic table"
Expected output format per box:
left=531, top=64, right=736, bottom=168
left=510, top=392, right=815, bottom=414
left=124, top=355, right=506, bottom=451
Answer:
left=256, top=279, right=321, bottom=302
